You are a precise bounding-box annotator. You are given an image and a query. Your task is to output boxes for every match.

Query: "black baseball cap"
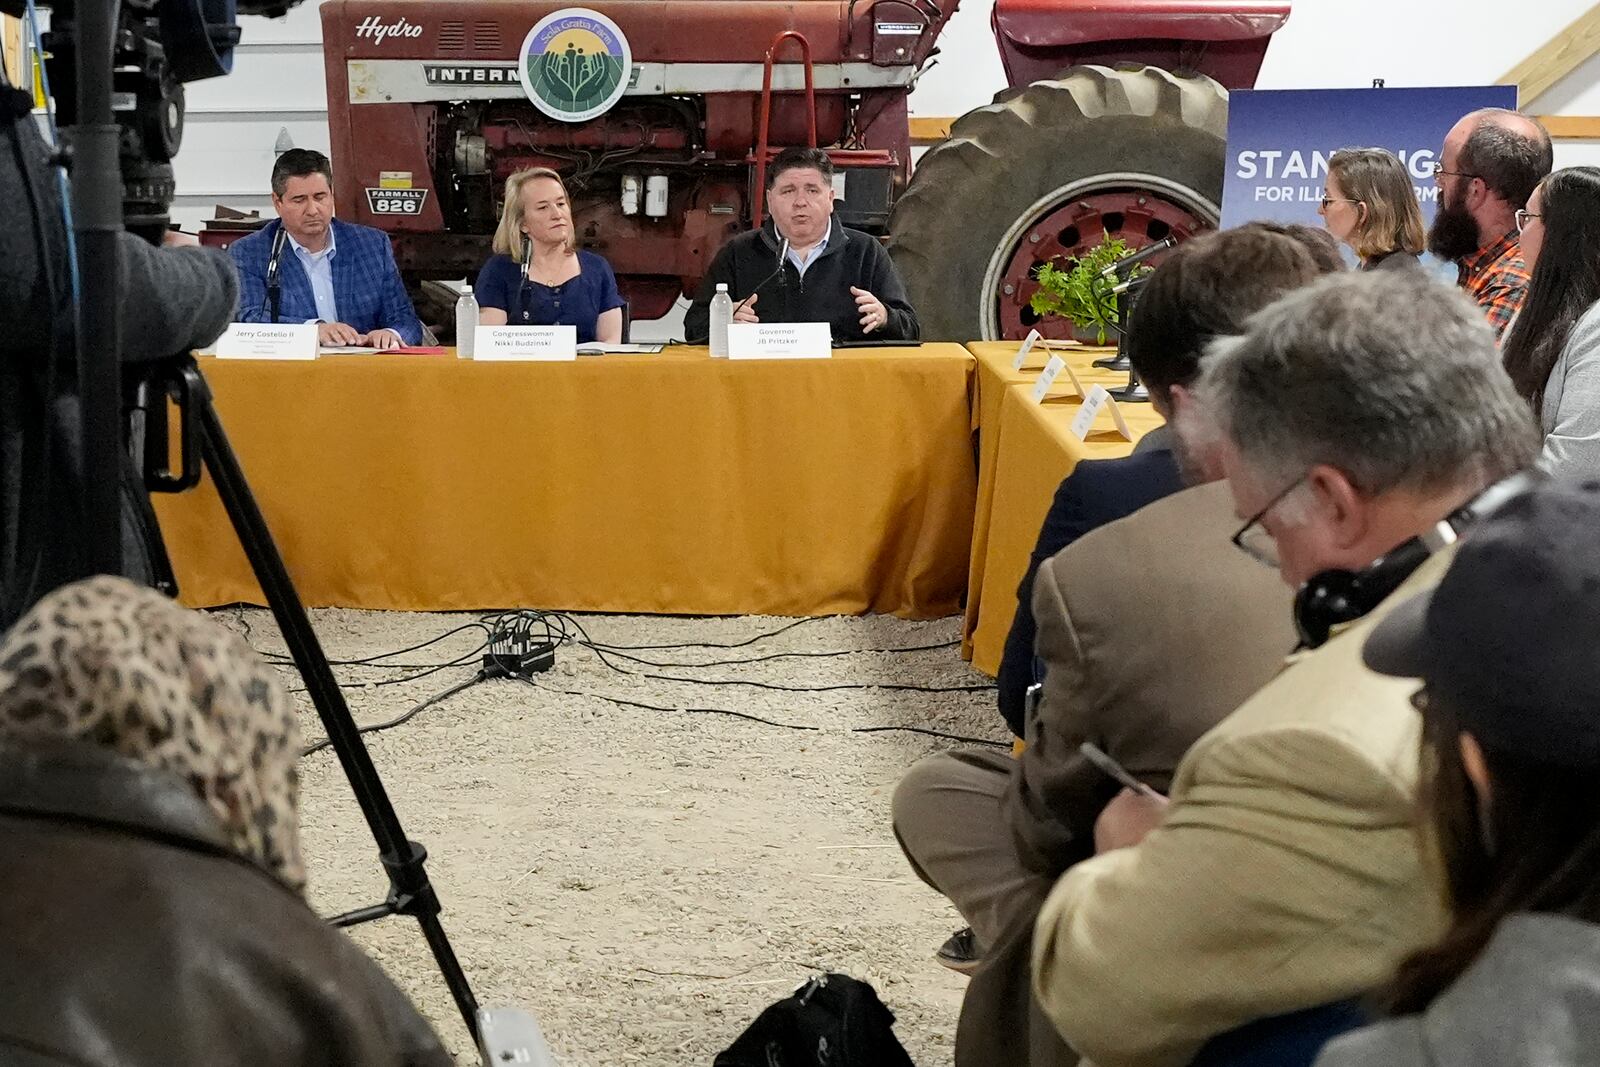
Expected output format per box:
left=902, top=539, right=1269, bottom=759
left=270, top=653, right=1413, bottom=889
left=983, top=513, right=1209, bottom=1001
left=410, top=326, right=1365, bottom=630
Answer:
left=1364, top=478, right=1600, bottom=767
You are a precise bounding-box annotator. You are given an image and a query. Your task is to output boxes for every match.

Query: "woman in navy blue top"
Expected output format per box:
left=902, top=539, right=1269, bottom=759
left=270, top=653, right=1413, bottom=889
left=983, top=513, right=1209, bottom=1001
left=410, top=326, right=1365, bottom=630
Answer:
left=476, top=167, right=625, bottom=344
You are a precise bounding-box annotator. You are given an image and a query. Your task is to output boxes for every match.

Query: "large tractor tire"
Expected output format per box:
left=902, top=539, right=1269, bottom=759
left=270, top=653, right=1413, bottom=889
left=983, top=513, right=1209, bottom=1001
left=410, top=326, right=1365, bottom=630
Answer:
left=890, top=65, right=1229, bottom=342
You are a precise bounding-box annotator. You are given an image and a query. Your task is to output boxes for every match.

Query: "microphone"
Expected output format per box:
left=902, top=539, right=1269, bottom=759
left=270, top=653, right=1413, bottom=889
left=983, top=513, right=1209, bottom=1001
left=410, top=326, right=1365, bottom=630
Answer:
left=1099, top=236, right=1177, bottom=279
left=514, top=233, right=532, bottom=323
left=1108, top=273, right=1153, bottom=298
left=266, top=224, right=289, bottom=324
left=732, top=230, right=791, bottom=319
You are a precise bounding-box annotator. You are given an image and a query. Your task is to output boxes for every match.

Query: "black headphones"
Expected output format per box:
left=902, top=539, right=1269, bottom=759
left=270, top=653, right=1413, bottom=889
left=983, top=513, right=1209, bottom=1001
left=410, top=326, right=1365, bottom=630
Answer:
left=1292, top=471, right=1540, bottom=649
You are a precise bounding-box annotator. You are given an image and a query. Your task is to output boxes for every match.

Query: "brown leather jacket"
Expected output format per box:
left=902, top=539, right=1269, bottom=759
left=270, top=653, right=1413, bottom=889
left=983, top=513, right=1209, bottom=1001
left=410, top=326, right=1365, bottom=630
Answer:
left=0, top=742, right=453, bottom=1067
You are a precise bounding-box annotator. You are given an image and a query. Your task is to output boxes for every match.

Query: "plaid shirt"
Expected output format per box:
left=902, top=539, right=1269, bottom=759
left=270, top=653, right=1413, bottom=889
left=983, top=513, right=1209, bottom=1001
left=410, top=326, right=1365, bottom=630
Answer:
left=1457, top=230, right=1530, bottom=340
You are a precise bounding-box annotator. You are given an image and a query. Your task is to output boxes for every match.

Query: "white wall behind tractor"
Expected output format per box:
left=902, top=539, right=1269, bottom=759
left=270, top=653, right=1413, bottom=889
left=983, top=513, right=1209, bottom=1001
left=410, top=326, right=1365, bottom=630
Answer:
left=174, top=0, right=1600, bottom=229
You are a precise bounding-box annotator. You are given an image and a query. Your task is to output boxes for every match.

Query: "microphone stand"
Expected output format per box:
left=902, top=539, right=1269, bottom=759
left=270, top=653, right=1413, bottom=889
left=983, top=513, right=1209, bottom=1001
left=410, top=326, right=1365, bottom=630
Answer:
left=731, top=230, right=789, bottom=321
left=266, top=224, right=288, bottom=324
left=1091, top=238, right=1172, bottom=378
left=514, top=234, right=530, bottom=323
left=1083, top=272, right=1149, bottom=402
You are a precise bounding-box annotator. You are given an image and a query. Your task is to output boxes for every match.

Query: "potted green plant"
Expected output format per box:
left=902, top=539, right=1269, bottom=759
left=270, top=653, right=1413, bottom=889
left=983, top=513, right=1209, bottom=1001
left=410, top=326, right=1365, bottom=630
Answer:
left=1028, top=234, right=1147, bottom=344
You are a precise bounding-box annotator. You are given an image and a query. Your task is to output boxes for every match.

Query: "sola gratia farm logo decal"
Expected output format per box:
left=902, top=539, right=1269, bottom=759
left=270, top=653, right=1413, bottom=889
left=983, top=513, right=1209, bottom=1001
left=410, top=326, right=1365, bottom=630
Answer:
left=518, top=8, right=632, bottom=122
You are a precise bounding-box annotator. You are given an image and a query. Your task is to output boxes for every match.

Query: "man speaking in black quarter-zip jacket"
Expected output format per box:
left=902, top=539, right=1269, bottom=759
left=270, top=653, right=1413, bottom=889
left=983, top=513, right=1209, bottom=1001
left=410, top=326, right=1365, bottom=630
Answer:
left=685, top=146, right=920, bottom=344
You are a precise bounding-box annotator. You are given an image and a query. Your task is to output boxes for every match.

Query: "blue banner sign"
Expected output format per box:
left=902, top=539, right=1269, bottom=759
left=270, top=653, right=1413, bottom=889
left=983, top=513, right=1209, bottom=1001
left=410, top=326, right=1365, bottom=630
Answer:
left=1220, top=85, right=1520, bottom=229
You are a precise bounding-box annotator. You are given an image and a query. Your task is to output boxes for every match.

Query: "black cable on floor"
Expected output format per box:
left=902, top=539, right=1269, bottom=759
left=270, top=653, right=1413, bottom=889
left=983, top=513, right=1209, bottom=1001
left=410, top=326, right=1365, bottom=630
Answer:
left=575, top=639, right=964, bottom=670
left=580, top=643, right=993, bottom=696
left=301, top=670, right=488, bottom=756
left=286, top=653, right=487, bottom=695
left=248, top=615, right=492, bottom=669
left=524, top=679, right=1009, bottom=750
left=635, top=674, right=994, bottom=695
left=575, top=614, right=826, bottom=652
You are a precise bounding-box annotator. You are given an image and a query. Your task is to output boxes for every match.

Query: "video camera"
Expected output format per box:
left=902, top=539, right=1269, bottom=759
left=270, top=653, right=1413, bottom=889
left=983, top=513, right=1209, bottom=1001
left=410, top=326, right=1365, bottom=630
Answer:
left=6, top=0, right=301, bottom=238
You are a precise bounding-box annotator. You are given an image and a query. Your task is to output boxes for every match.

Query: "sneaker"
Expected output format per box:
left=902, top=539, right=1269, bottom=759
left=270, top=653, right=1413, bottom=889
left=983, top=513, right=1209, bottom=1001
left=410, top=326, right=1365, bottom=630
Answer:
left=935, top=926, right=982, bottom=975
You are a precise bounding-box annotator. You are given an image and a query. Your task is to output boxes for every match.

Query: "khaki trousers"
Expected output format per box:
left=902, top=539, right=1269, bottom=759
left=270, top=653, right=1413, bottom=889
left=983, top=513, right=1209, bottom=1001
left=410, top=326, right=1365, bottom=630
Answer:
left=893, top=748, right=1081, bottom=1067
left=891, top=747, right=1053, bottom=952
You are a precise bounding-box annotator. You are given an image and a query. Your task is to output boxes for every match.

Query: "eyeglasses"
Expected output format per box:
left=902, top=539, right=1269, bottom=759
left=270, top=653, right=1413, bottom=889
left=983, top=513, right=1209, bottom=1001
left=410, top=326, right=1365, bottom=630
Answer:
left=1429, top=162, right=1479, bottom=181
left=1230, top=474, right=1308, bottom=568
left=1515, top=208, right=1542, bottom=234
left=1318, top=195, right=1363, bottom=210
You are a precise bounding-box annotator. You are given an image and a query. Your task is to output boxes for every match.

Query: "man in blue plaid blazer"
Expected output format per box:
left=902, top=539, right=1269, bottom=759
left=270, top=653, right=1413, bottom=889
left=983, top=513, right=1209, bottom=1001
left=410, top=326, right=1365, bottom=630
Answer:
left=230, top=150, right=424, bottom=348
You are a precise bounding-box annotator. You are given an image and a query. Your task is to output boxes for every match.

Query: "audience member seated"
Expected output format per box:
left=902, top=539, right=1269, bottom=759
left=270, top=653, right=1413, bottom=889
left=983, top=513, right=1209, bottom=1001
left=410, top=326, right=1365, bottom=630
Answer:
left=1428, top=108, right=1552, bottom=338
left=896, top=227, right=1325, bottom=1056
left=0, top=577, right=452, bottom=1067
left=1499, top=167, right=1600, bottom=478
left=1316, top=477, right=1600, bottom=1067
left=1027, top=273, right=1537, bottom=1067
left=475, top=167, right=626, bottom=344
left=994, top=223, right=1337, bottom=736
left=231, top=149, right=424, bottom=349
left=1319, top=148, right=1427, bottom=272
left=684, top=147, right=918, bottom=344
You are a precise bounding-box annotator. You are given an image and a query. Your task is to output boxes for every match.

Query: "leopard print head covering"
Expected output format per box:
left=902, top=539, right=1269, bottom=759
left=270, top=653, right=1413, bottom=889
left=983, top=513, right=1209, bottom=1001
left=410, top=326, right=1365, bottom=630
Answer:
left=0, top=576, right=306, bottom=892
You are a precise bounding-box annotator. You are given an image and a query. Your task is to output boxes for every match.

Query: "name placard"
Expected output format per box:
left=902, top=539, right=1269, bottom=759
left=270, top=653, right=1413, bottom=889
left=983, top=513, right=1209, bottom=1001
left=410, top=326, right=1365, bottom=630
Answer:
left=472, top=325, right=577, bottom=361
left=728, top=322, right=832, bottom=360
left=1030, top=355, right=1067, bottom=403
left=216, top=323, right=318, bottom=360
left=1069, top=384, right=1135, bottom=442
left=1060, top=359, right=1089, bottom=399
left=1012, top=329, right=1043, bottom=371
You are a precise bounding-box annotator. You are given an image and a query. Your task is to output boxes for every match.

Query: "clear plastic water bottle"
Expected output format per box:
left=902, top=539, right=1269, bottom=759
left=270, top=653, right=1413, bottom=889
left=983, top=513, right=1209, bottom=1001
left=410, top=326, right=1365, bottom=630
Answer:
left=455, top=284, right=479, bottom=359
left=709, top=283, right=733, bottom=357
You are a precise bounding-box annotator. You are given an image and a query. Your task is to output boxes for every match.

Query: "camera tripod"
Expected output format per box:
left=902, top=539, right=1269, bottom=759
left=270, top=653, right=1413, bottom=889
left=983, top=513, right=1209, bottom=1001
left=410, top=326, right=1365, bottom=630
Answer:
left=36, top=0, right=545, bottom=1050
left=136, top=356, right=479, bottom=1030
left=134, top=356, right=555, bottom=1064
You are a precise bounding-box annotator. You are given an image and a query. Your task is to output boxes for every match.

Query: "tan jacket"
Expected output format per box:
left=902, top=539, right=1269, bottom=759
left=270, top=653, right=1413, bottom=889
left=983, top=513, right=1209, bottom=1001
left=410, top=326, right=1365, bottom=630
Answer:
left=1004, top=481, right=1296, bottom=874
left=956, top=482, right=1294, bottom=1067
left=1032, top=551, right=1456, bottom=1067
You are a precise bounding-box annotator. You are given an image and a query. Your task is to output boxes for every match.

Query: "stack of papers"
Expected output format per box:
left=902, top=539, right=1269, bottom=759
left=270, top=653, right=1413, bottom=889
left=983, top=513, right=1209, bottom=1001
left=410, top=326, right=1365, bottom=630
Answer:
left=576, top=342, right=666, bottom=354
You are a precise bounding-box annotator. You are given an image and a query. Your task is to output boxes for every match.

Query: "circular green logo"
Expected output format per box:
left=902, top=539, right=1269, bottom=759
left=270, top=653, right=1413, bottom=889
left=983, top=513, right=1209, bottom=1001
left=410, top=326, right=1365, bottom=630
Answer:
left=519, top=8, right=632, bottom=123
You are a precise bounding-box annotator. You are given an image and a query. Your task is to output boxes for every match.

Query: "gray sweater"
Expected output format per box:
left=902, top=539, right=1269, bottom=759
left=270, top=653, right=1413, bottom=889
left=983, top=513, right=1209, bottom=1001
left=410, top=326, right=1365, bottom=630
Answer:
left=1314, top=913, right=1600, bottom=1067
left=1539, top=301, right=1600, bottom=478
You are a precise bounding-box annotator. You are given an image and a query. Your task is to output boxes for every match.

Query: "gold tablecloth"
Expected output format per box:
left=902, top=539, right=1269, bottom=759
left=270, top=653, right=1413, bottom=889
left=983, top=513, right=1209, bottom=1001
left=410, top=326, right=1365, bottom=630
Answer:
left=962, top=341, right=1165, bottom=675
left=152, top=346, right=978, bottom=617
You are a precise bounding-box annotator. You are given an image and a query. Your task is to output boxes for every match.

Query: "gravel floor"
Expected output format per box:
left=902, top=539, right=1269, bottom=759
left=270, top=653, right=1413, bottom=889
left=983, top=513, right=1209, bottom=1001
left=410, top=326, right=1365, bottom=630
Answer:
left=223, top=607, right=1008, bottom=1066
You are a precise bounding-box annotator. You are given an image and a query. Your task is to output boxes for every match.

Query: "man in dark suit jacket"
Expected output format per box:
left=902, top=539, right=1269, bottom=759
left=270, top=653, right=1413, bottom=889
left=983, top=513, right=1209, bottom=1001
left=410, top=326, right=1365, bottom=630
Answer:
left=996, top=444, right=1184, bottom=735
left=229, top=150, right=423, bottom=348
left=993, top=222, right=1341, bottom=736
left=897, top=225, right=1333, bottom=985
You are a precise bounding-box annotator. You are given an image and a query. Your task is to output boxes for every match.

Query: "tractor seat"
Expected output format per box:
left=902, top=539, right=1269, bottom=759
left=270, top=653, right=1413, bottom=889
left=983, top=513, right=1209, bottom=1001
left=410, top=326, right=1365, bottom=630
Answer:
left=992, top=0, right=1291, bottom=49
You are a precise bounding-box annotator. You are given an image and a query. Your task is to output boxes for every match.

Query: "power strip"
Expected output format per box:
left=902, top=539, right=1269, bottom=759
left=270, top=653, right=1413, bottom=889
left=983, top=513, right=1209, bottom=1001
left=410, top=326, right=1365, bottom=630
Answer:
left=484, top=630, right=556, bottom=680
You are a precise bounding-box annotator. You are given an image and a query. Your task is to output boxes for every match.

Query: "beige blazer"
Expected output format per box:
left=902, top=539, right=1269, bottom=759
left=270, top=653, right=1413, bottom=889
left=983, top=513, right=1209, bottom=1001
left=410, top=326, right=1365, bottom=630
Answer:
left=1003, top=480, right=1296, bottom=874
left=1031, top=551, right=1455, bottom=1067
left=958, top=481, right=1295, bottom=1067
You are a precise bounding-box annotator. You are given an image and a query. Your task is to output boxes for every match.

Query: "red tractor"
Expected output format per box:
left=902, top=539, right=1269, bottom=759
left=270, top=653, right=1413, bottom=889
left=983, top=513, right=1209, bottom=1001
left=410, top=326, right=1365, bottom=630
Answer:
left=318, top=0, right=1289, bottom=340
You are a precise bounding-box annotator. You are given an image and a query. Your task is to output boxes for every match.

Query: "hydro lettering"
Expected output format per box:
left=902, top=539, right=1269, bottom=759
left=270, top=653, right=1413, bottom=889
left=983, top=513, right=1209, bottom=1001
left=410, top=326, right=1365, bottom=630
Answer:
left=355, top=16, right=424, bottom=45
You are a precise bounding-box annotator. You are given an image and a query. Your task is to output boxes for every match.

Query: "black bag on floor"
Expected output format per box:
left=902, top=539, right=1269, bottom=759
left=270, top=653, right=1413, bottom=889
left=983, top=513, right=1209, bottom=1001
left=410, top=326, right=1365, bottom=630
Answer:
left=714, top=973, right=917, bottom=1067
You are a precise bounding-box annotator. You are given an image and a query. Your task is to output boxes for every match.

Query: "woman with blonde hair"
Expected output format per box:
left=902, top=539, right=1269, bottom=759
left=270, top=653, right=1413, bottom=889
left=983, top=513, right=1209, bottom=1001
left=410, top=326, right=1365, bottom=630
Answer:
left=1318, top=148, right=1427, bottom=272
left=474, top=167, right=625, bottom=343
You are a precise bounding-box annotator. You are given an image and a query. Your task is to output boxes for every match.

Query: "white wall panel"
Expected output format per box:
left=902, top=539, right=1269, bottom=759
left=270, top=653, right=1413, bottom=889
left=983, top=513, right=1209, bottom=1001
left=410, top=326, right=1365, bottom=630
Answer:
left=191, top=46, right=329, bottom=112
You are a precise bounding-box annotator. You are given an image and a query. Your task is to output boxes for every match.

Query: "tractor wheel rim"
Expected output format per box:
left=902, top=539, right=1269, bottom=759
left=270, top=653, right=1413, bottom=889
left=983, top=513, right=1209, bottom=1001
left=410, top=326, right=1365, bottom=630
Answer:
left=979, top=173, right=1220, bottom=342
